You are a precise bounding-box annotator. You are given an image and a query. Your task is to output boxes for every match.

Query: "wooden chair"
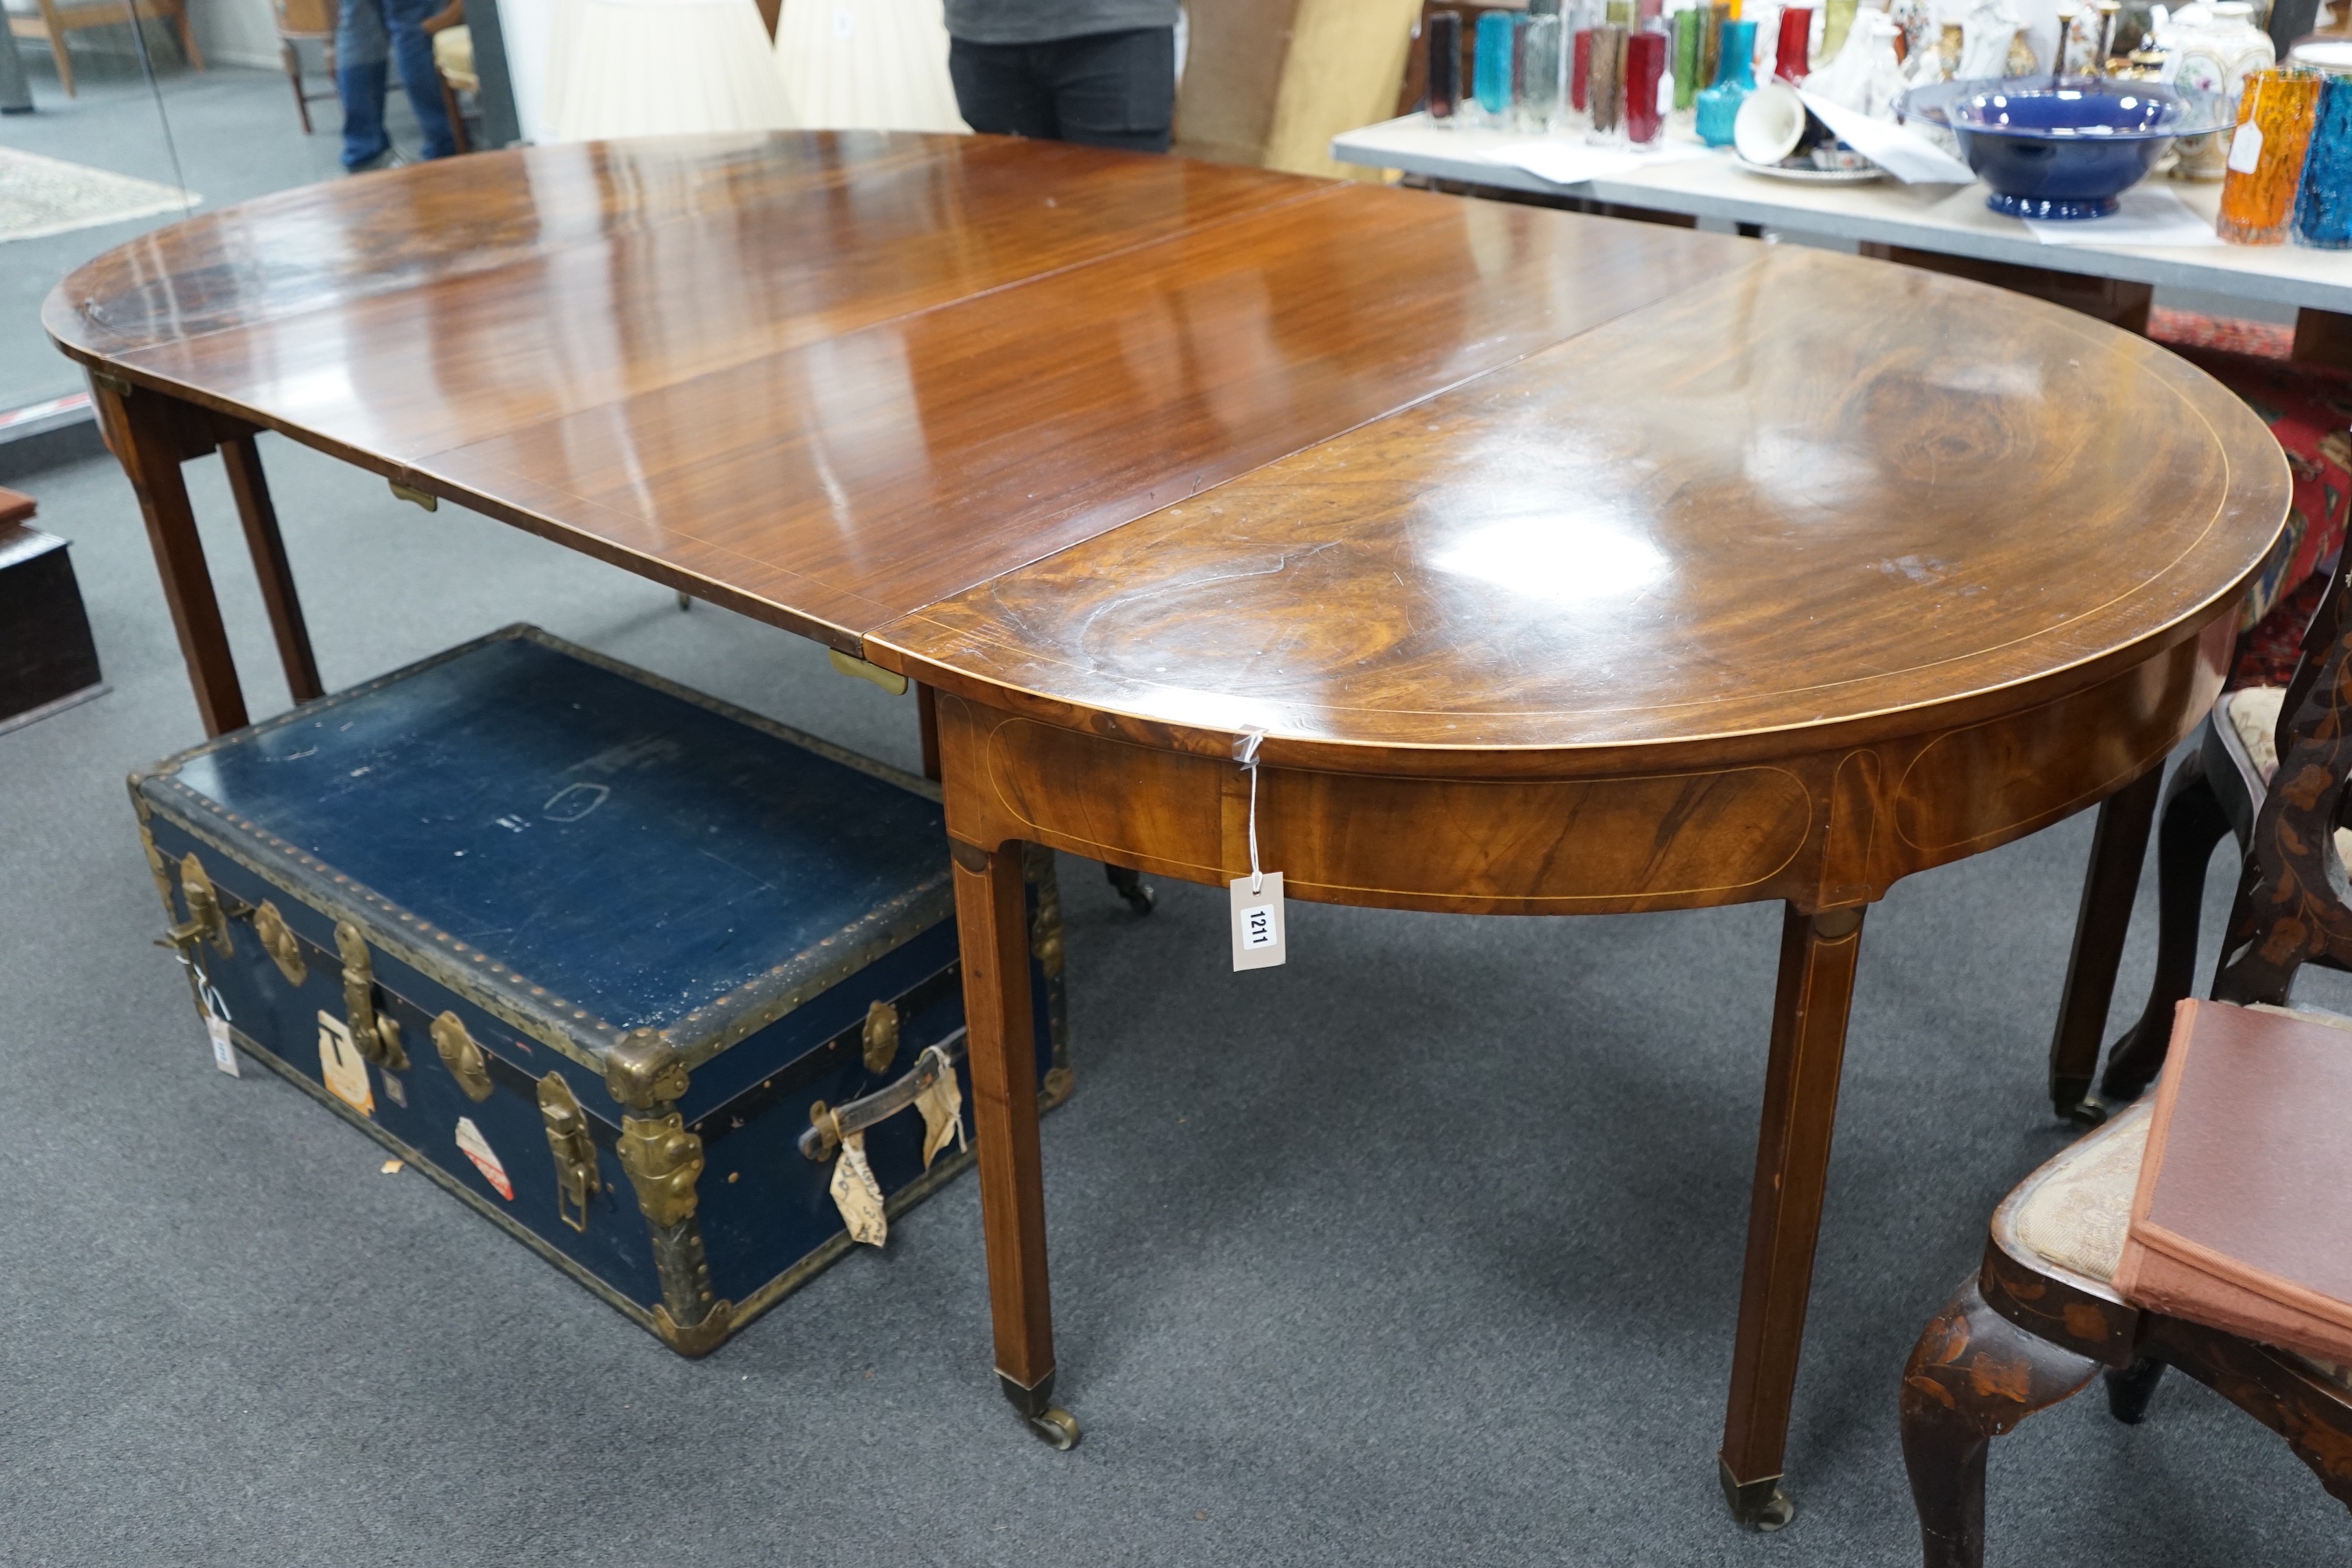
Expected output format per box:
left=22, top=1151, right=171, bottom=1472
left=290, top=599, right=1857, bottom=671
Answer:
left=1897, top=558, right=2352, bottom=1568
left=429, top=16, right=473, bottom=153
left=271, top=0, right=336, bottom=134
left=5, top=0, right=201, bottom=97
left=2043, top=351, right=2352, bottom=1125
left=2060, top=580, right=2352, bottom=1119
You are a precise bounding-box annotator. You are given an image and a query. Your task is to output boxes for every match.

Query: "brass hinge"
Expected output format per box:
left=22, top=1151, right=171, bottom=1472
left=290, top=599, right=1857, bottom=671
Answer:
left=333, top=919, right=409, bottom=1071
left=388, top=480, right=438, bottom=511
left=827, top=648, right=908, bottom=696
left=538, top=1071, right=602, bottom=1232
left=431, top=1011, right=495, bottom=1102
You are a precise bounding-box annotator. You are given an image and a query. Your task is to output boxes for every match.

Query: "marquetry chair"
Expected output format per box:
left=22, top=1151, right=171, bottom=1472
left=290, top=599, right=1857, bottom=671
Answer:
left=2047, top=346, right=2352, bottom=1123
left=1897, top=562, right=2352, bottom=1568
left=5, top=0, right=201, bottom=97
left=2080, top=569, right=2352, bottom=1114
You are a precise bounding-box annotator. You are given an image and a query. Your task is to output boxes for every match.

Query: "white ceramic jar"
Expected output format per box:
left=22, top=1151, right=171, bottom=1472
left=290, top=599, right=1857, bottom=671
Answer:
left=2159, top=1, right=2277, bottom=178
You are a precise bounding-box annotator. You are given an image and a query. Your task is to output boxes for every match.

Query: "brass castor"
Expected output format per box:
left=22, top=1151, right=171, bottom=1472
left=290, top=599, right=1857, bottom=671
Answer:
left=1720, top=1463, right=1794, bottom=1532
left=1104, top=863, right=1156, bottom=915
left=676, top=591, right=693, bottom=611
left=1744, top=1487, right=1794, bottom=1532
left=1025, top=1407, right=1080, bottom=1450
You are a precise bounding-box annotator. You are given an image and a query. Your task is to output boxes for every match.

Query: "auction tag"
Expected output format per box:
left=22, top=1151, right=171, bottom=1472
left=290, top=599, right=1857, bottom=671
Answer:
left=1228, top=872, right=1287, bottom=971
left=2229, top=121, right=2264, bottom=175
left=830, top=1132, right=888, bottom=1247
left=318, top=1011, right=374, bottom=1117
left=454, top=1116, right=515, bottom=1200
left=206, top=1015, right=239, bottom=1078
left=915, top=1051, right=965, bottom=1169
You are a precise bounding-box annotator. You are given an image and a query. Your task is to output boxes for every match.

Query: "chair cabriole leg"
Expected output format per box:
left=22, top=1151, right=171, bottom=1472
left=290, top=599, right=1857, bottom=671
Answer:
left=1900, top=1276, right=2100, bottom=1568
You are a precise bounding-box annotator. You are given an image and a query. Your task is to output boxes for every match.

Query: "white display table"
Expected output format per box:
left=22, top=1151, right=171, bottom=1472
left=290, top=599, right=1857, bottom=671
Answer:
left=1333, top=113, right=2352, bottom=316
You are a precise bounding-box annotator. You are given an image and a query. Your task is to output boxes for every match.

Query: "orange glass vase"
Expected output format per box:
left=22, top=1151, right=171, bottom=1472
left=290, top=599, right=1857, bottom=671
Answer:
left=2218, top=67, right=2322, bottom=245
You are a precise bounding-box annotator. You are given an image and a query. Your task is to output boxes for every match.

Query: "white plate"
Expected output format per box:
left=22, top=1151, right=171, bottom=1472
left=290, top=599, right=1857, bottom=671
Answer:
left=1734, top=157, right=1885, bottom=184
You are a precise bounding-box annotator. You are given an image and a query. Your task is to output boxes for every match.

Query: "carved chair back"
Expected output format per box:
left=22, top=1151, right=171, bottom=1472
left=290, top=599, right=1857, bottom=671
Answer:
left=2218, top=551, right=2352, bottom=1005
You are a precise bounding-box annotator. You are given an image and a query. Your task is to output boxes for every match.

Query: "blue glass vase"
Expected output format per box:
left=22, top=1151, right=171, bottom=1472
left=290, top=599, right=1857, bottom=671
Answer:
left=2296, top=71, right=2352, bottom=248
left=1475, top=11, right=1521, bottom=119
left=1696, top=18, right=1757, bottom=147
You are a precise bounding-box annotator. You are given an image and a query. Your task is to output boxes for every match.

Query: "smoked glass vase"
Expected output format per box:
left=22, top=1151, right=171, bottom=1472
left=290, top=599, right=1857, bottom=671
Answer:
left=1626, top=30, right=1667, bottom=143
left=2218, top=67, right=2320, bottom=243
left=1697, top=18, right=1758, bottom=145
left=1475, top=10, right=1521, bottom=118
left=1427, top=9, right=1464, bottom=121
left=2294, top=69, right=2352, bottom=246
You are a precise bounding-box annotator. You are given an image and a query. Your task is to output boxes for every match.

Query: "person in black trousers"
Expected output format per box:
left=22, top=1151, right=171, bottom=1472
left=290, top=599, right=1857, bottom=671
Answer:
left=945, top=1, right=1180, bottom=153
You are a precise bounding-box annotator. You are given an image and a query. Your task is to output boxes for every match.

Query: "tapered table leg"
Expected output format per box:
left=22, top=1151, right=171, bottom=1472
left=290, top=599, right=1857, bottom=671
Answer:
left=219, top=430, right=323, bottom=704
left=100, top=385, right=247, bottom=737
left=2045, top=763, right=2162, bottom=1124
left=951, top=834, right=1077, bottom=1449
left=917, top=682, right=941, bottom=782
left=1718, top=902, right=1868, bottom=1530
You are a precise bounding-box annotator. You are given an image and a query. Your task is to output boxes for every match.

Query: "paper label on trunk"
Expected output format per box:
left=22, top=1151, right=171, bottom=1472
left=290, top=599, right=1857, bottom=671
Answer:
left=206, top=1016, right=239, bottom=1078
left=1229, top=871, right=1287, bottom=971
left=831, top=1132, right=888, bottom=1246
left=453, top=1116, right=515, bottom=1200
left=318, top=1012, right=372, bottom=1116
left=916, top=1054, right=965, bottom=1169
left=2229, top=121, right=2264, bottom=174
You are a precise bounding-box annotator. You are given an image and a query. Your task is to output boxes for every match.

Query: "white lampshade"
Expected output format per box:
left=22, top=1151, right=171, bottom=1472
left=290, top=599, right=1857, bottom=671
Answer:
left=774, top=0, right=968, bottom=133
left=545, top=0, right=799, bottom=141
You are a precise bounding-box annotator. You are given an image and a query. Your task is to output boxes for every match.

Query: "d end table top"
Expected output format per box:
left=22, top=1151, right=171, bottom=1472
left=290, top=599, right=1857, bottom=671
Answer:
left=49, top=132, right=2288, bottom=775
left=52, top=132, right=2300, bottom=1524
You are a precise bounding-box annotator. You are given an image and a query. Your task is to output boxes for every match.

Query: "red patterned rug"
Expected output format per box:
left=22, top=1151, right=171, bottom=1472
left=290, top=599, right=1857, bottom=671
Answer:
left=2149, top=307, right=2296, bottom=362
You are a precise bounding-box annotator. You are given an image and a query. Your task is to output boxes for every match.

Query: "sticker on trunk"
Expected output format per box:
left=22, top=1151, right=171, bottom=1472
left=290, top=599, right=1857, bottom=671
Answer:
left=318, top=1012, right=372, bottom=1116
left=454, top=1116, right=515, bottom=1200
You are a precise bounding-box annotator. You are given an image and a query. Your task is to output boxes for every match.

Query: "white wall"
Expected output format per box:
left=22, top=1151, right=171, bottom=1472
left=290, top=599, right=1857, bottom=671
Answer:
left=192, top=0, right=289, bottom=70
left=495, top=0, right=551, bottom=142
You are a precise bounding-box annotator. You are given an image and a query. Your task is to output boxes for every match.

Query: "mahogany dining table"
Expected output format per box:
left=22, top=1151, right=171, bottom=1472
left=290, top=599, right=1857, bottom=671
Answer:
left=45, top=132, right=2288, bottom=1528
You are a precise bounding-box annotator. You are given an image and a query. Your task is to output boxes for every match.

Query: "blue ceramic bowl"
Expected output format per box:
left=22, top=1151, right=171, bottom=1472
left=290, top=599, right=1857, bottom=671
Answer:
left=1901, top=78, right=2230, bottom=219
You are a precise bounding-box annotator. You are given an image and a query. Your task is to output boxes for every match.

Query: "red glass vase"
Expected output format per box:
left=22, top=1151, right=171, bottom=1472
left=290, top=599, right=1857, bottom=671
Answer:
left=1625, top=30, right=1666, bottom=143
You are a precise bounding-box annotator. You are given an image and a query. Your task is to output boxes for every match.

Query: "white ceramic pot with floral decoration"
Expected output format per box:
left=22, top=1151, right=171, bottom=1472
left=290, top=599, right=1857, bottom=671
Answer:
left=2160, top=1, right=2277, bottom=178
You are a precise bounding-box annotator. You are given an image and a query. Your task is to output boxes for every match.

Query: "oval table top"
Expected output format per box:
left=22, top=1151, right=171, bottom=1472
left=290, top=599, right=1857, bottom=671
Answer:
left=48, top=132, right=2288, bottom=776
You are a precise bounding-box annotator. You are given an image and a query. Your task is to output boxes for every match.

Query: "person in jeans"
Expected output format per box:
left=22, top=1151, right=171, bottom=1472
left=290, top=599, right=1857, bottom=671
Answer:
left=945, top=0, right=1180, bottom=153
left=335, top=0, right=460, bottom=171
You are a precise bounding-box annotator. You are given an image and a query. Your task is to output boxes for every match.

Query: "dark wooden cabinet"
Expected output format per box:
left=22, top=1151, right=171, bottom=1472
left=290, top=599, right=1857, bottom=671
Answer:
left=0, top=488, right=104, bottom=733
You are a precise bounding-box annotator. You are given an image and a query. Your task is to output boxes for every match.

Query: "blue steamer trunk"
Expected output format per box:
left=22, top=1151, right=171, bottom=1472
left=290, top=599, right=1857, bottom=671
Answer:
left=130, top=626, right=1068, bottom=1355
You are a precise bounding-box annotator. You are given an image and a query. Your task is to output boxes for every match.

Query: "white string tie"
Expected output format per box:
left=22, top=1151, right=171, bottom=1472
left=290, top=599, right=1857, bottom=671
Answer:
left=1235, top=728, right=1266, bottom=895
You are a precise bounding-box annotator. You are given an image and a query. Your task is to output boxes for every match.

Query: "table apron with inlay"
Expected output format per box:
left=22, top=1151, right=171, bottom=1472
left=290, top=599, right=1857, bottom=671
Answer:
left=911, top=608, right=2231, bottom=1521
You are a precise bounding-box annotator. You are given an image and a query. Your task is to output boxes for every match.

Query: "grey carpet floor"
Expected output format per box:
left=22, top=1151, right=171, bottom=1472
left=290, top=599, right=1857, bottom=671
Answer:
left=6, top=441, right=2352, bottom=1567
